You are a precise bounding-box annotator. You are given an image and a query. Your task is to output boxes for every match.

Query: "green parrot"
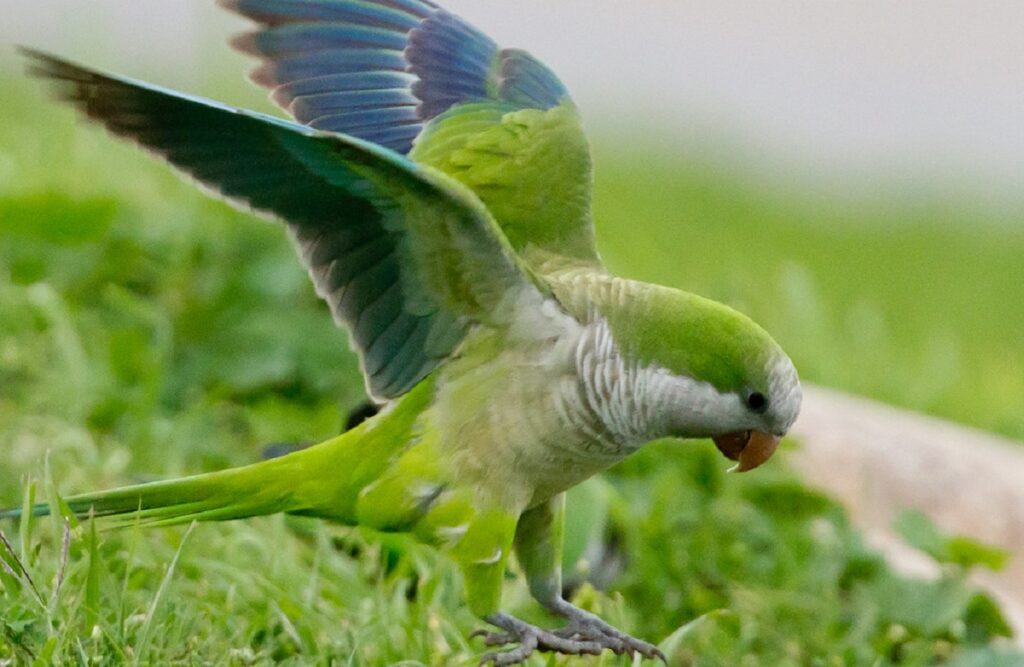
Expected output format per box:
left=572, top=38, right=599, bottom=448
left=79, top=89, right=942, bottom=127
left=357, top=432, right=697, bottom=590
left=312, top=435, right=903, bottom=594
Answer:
left=4, top=0, right=801, bottom=663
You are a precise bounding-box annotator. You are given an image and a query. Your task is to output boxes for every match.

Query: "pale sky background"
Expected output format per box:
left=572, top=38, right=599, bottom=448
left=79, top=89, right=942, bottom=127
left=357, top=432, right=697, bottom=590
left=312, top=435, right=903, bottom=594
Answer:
left=3, top=1, right=1024, bottom=207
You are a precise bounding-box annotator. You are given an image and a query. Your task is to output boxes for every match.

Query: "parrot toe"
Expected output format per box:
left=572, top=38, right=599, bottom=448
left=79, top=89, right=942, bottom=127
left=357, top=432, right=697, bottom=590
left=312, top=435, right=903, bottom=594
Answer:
left=477, top=612, right=604, bottom=665
left=549, top=598, right=667, bottom=663
left=477, top=606, right=665, bottom=665
left=469, top=629, right=514, bottom=647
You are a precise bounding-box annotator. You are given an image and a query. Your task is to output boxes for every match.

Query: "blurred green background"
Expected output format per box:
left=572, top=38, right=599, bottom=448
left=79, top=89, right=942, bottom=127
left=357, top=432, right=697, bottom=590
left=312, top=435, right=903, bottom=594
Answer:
left=2, top=3, right=1024, bottom=664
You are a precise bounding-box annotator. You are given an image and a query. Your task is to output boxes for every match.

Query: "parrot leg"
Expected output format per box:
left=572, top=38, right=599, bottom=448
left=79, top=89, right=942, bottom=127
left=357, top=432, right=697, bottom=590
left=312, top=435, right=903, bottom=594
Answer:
left=481, top=494, right=666, bottom=663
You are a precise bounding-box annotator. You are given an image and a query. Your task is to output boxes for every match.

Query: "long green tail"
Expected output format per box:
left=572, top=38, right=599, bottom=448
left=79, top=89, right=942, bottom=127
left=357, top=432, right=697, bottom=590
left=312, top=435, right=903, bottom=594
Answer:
left=1, top=378, right=434, bottom=529
left=0, top=433, right=349, bottom=528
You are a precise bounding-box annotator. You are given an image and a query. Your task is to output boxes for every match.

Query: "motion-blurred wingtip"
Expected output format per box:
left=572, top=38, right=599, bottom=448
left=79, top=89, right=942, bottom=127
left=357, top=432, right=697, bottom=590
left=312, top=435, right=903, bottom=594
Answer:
left=228, top=30, right=261, bottom=55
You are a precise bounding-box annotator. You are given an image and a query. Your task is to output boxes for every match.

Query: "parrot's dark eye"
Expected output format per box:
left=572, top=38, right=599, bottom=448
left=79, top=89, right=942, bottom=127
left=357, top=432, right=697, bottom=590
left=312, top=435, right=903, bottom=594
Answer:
left=746, top=392, right=768, bottom=414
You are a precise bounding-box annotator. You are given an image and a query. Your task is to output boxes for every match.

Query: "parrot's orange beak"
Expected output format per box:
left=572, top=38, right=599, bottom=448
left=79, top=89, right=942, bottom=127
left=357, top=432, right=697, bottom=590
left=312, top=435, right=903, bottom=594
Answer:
left=713, top=430, right=781, bottom=473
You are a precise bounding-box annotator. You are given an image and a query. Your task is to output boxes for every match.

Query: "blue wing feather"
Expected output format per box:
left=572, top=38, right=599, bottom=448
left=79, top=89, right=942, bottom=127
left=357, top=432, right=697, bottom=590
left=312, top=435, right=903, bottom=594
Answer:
left=234, top=23, right=411, bottom=54
left=405, top=10, right=496, bottom=119
left=291, top=89, right=414, bottom=115
left=273, top=72, right=417, bottom=102
left=219, top=0, right=435, bottom=27
left=497, top=49, right=568, bottom=109
left=252, top=49, right=409, bottom=85
left=223, top=0, right=573, bottom=155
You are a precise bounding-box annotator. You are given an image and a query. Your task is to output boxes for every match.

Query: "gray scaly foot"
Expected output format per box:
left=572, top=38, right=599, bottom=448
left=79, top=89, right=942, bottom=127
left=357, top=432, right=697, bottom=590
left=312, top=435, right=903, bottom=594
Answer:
left=548, top=598, right=666, bottom=662
left=475, top=612, right=604, bottom=666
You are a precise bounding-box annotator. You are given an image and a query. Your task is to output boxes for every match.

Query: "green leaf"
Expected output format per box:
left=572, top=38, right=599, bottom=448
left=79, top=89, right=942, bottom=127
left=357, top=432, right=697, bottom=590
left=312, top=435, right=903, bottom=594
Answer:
left=867, top=572, right=971, bottom=636
left=963, top=593, right=1013, bottom=643
left=895, top=510, right=1009, bottom=571
left=947, top=646, right=1024, bottom=667
left=946, top=537, right=1010, bottom=572
left=742, top=478, right=836, bottom=521
left=895, top=510, right=947, bottom=560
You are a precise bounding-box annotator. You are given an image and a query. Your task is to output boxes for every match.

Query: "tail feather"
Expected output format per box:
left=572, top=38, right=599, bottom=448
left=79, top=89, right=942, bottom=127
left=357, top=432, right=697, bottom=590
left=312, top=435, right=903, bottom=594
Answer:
left=2, top=471, right=283, bottom=528
left=0, top=432, right=358, bottom=528
left=1, top=378, right=436, bottom=529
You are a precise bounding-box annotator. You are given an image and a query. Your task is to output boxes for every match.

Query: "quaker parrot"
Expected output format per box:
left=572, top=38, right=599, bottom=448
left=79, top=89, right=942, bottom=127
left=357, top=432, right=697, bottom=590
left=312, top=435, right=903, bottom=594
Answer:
left=4, top=1, right=802, bottom=663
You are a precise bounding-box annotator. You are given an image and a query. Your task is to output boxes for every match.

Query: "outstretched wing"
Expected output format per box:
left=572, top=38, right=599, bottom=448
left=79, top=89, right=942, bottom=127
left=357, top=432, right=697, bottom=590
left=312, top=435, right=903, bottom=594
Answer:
left=221, top=0, right=600, bottom=267
left=23, top=50, right=550, bottom=401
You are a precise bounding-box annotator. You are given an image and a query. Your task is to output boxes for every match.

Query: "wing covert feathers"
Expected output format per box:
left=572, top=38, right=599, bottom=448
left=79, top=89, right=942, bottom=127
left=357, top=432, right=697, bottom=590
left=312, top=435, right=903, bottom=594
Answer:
left=22, top=48, right=543, bottom=400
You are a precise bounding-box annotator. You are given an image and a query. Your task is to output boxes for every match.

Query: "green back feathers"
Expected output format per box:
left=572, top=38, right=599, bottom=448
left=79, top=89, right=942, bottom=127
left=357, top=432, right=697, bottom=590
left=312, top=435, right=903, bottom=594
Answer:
left=411, top=102, right=598, bottom=267
left=224, top=0, right=602, bottom=273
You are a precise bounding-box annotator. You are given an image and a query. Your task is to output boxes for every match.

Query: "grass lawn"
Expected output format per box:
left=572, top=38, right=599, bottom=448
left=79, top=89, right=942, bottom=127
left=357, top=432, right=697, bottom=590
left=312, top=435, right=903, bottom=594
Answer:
left=1, top=75, right=1022, bottom=665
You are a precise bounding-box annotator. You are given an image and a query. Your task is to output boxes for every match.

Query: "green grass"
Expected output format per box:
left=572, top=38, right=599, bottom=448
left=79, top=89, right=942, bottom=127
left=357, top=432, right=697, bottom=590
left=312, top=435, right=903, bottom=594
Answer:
left=1, top=75, right=1022, bottom=665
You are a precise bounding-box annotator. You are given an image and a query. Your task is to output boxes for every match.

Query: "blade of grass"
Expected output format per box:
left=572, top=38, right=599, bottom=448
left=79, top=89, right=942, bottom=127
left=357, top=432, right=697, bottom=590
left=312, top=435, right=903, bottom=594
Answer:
left=0, top=541, right=24, bottom=595
left=48, top=518, right=71, bottom=615
left=19, top=478, right=37, bottom=568
left=1, top=622, right=37, bottom=662
left=84, top=513, right=101, bottom=629
left=0, top=527, right=45, bottom=609
left=132, top=522, right=195, bottom=666
left=118, top=506, right=144, bottom=638
left=44, top=453, right=78, bottom=542
left=30, top=635, right=58, bottom=667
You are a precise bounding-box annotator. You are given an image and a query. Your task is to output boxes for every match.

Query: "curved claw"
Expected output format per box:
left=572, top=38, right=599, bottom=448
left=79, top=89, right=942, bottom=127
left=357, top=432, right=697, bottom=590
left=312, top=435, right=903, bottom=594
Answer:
left=555, top=624, right=664, bottom=660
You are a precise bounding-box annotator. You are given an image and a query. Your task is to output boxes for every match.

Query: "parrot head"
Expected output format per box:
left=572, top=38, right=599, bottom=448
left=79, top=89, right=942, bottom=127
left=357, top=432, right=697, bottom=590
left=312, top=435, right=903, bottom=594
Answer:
left=604, top=283, right=802, bottom=471
left=704, top=349, right=801, bottom=473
